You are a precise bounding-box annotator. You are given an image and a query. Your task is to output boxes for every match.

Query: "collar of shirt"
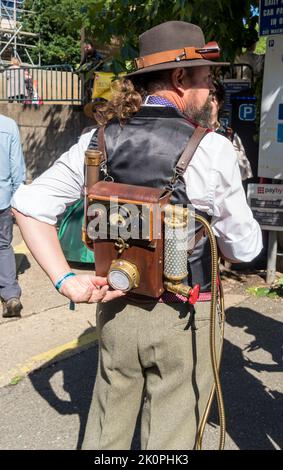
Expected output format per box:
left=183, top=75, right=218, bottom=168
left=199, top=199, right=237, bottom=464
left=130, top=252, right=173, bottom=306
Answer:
left=143, top=95, right=200, bottom=129
left=143, top=95, right=178, bottom=110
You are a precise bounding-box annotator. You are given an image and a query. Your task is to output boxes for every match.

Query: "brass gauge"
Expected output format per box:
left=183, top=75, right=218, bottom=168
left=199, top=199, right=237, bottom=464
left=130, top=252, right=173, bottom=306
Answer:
left=107, top=260, right=140, bottom=291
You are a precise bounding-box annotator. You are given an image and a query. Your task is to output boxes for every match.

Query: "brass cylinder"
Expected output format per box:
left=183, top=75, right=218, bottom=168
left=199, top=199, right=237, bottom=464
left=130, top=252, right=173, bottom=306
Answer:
left=85, top=149, right=103, bottom=190
left=164, top=281, right=192, bottom=298
left=164, top=204, right=188, bottom=229
left=164, top=205, right=189, bottom=282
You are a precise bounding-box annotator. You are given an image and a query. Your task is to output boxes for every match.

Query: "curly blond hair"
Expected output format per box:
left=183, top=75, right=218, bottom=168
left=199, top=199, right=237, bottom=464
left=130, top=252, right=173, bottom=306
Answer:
left=94, top=78, right=144, bottom=126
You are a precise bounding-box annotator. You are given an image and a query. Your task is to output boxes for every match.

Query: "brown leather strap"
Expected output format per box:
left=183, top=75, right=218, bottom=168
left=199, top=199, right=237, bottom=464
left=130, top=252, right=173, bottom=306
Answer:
left=135, top=47, right=202, bottom=70
left=177, top=126, right=209, bottom=255
left=97, top=126, right=107, bottom=162
left=96, top=123, right=208, bottom=255
left=188, top=226, right=206, bottom=256
left=98, top=124, right=208, bottom=178
left=135, top=42, right=220, bottom=70
left=175, top=126, right=209, bottom=176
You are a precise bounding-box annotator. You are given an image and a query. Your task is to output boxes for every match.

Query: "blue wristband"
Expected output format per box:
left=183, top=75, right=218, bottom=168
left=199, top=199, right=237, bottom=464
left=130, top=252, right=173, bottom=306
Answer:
left=55, top=272, right=76, bottom=291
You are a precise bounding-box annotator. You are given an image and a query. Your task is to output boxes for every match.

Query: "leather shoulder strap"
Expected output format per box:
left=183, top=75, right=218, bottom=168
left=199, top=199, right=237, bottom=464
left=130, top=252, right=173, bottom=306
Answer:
left=97, top=124, right=208, bottom=183
left=97, top=125, right=208, bottom=171
left=97, top=126, right=107, bottom=162
left=187, top=226, right=206, bottom=256
left=175, top=126, right=209, bottom=176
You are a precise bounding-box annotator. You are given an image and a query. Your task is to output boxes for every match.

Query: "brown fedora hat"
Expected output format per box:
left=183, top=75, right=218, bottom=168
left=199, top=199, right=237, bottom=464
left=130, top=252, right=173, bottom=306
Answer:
left=127, top=21, right=228, bottom=77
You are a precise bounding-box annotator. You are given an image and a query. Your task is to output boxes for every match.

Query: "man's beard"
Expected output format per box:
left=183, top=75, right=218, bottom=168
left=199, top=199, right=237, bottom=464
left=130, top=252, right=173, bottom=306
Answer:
left=186, top=95, right=213, bottom=128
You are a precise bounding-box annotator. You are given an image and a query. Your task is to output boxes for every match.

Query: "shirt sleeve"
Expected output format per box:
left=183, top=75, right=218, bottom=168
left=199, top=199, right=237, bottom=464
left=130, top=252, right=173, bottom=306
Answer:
left=232, top=132, right=253, bottom=181
left=185, top=132, right=263, bottom=262
left=11, top=129, right=95, bottom=225
left=10, top=120, right=26, bottom=193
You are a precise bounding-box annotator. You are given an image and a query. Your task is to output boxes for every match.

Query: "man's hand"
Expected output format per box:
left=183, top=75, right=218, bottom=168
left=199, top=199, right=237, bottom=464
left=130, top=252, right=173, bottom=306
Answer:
left=59, top=274, right=125, bottom=304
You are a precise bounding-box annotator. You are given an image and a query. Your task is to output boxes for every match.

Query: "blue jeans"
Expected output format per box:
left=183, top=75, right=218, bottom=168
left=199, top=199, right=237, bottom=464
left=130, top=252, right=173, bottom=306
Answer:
left=0, top=206, right=21, bottom=301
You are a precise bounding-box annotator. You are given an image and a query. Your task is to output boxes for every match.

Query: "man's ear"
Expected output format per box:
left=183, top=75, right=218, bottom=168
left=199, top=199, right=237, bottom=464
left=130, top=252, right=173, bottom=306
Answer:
left=171, top=68, right=186, bottom=96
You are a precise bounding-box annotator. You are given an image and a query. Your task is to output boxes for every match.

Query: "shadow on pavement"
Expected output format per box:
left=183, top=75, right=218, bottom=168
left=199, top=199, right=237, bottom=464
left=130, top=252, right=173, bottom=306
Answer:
left=28, top=327, right=98, bottom=450
left=209, top=307, right=283, bottom=450
left=28, top=306, right=283, bottom=450
left=28, top=321, right=141, bottom=449
left=15, top=254, right=31, bottom=275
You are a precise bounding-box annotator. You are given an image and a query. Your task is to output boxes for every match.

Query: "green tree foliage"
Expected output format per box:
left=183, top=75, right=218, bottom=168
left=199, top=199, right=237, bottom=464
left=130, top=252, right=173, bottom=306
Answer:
left=81, top=0, right=260, bottom=66
left=22, top=0, right=84, bottom=66
left=23, top=0, right=261, bottom=68
left=256, top=36, right=267, bottom=55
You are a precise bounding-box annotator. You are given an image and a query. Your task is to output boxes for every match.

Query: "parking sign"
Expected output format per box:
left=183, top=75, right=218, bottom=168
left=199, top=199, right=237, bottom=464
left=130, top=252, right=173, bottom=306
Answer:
left=239, top=103, right=256, bottom=121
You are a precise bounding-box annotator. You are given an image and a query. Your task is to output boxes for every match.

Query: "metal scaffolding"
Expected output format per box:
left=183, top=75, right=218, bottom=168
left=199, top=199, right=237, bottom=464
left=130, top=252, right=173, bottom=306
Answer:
left=0, top=0, right=39, bottom=65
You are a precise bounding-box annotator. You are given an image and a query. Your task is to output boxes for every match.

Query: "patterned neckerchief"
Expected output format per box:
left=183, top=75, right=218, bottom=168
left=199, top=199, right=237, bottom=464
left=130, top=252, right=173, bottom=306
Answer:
left=143, top=95, right=178, bottom=110
left=143, top=94, right=200, bottom=130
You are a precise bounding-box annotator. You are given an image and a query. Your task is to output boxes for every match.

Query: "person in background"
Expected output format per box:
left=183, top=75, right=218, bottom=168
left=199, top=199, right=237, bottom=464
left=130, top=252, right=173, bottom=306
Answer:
left=234, top=28, right=264, bottom=82
left=77, top=39, right=105, bottom=104
left=0, top=114, right=26, bottom=317
left=77, top=39, right=104, bottom=72
left=6, top=57, right=27, bottom=103
left=210, top=79, right=253, bottom=181
left=24, top=69, right=34, bottom=104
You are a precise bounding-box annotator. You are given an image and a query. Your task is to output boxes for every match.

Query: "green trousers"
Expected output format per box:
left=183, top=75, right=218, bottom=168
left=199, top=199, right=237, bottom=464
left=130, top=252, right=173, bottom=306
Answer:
left=82, top=298, right=221, bottom=450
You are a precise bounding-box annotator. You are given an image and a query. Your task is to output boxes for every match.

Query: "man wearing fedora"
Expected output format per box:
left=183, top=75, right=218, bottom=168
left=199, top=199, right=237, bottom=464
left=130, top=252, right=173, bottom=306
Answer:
left=12, top=21, right=262, bottom=449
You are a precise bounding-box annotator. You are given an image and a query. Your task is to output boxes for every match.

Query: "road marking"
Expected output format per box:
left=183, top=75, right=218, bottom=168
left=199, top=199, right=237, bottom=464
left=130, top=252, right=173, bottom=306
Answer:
left=0, top=330, right=98, bottom=386
left=13, top=241, right=30, bottom=271
left=20, top=330, right=98, bottom=373
left=13, top=240, right=30, bottom=255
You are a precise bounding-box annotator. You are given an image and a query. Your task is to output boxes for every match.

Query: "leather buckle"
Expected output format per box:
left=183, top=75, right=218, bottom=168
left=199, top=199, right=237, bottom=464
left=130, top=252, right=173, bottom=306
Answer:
left=175, top=50, right=186, bottom=62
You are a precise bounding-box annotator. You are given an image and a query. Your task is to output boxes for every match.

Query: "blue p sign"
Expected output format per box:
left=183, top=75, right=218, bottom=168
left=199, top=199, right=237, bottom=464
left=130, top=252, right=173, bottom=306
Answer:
left=239, top=104, right=256, bottom=121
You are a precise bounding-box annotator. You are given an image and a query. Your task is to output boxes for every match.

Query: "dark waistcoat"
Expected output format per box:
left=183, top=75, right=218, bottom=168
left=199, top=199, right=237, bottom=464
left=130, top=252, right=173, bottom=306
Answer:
left=89, top=106, right=212, bottom=292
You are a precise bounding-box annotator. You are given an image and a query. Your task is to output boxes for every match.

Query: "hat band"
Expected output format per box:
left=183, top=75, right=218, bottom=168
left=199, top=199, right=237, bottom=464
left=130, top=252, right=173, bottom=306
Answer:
left=135, top=42, right=220, bottom=70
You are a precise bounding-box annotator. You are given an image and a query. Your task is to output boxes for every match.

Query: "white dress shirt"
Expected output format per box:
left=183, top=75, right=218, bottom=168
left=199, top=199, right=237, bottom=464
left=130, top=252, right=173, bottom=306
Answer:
left=12, top=127, right=262, bottom=262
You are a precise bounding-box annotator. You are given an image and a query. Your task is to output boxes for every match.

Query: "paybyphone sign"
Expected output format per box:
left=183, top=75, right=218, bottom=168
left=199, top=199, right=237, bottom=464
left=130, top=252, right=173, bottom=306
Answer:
left=248, top=184, right=283, bottom=230
left=259, top=0, right=283, bottom=36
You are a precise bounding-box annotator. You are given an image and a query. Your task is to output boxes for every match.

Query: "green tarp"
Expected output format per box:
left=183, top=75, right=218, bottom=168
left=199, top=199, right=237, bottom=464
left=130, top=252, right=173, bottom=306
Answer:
left=58, top=199, right=94, bottom=264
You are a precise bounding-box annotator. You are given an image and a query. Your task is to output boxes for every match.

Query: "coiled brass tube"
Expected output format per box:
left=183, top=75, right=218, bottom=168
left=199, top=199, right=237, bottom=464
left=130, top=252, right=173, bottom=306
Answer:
left=194, top=214, right=226, bottom=451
